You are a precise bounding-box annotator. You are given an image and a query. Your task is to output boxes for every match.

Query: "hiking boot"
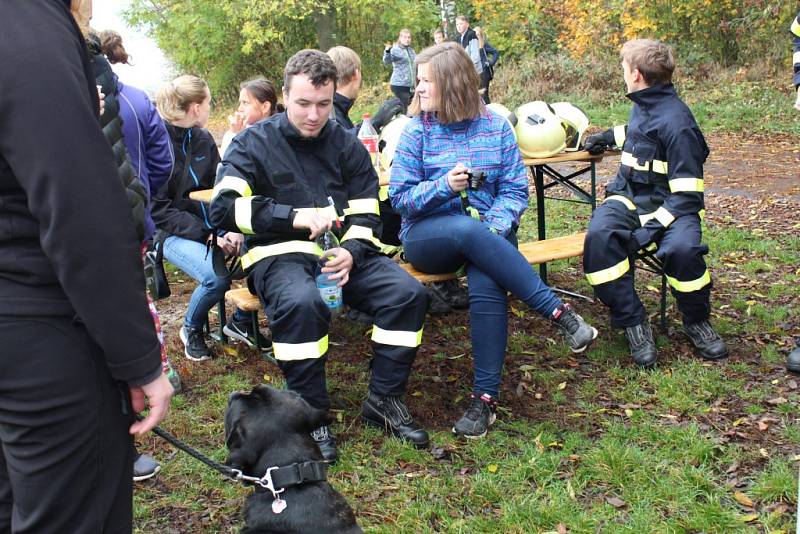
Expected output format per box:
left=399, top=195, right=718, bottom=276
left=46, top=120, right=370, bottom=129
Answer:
left=787, top=341, right=800, bottom=373
left=427, top=284, right=453, bottom=315
left=223, top=316, right=272, bottom=351
left=310, top=425, right=338, bottom=464
left=442, top=279, right=469, bottom=309
left=624, top=322, right=658, bottom=368
left=361, top=391, right=429, bottom=448
left=683, top=320, right=728, bottom=360
left=164, top=361, right=182, bottom=393
left=552, top=303, right=598, bottom=353
left=133, top=453, right=161, bottom=482
left=452, top=393, right=497, bottom=439
left=179, top=325, right=211, bottom=361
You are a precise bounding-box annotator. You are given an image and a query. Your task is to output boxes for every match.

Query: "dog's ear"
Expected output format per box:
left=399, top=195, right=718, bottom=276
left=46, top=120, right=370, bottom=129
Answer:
left=300, top=405, right=332, bottom=433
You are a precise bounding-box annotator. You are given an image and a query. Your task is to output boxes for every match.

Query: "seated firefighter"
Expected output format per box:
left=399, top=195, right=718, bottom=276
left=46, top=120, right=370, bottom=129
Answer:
left=582, top=39, right=727, bottom=368
left=209, top=50, right=430, bottom=463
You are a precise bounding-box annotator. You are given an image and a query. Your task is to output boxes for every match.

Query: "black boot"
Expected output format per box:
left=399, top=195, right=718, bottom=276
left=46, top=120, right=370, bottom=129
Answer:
left=361, top=391, right=429, bottom=448
left=786, top=340, right=800, bottom=373
left=310, top=425, right=338, bottom=464
left=624, top=322, right=658, bottom=368
left=683, top=320, right=728, bottom=360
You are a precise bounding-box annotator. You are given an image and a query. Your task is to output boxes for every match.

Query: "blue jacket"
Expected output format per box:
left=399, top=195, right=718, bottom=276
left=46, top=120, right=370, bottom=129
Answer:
left=389, top=109, right=527, bottom=240
left=116, top=77, right=174, bottom=241
left=606, top=83, right=708, bottom=250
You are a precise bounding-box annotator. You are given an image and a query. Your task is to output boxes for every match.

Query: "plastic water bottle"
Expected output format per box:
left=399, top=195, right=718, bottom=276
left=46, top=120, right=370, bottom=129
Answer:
left=358, top=113, right=380, bottom=171
left=315, top=230, right=343, bottom=315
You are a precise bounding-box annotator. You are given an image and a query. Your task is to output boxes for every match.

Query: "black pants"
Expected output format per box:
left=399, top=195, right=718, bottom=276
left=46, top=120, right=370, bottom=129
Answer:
left=584, top=201, right=711, bottom=328
left=0, top=317, right=133, bottom=534
left=480, top=68, right=492, bottom=104
left=251, top=253, right=428, bottom=411
left=390, top=85, right=412, bottom=110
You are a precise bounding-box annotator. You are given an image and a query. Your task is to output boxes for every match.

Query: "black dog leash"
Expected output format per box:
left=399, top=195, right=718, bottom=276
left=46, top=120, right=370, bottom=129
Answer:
left=145, top=422, right=328, bottom=514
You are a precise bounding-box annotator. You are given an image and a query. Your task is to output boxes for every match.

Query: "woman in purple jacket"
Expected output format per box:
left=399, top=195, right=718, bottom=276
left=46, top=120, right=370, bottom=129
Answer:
left=390, top=43, right=598, bottom=439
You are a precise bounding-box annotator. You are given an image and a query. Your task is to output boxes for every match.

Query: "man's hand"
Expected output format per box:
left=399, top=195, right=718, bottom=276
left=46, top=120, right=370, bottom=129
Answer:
left=293, top=210, right=332, bottom=240
left=447, top=162, right=470, bottom=192
left=583, top=133, right=608, bottom=155
left=97, top=85, right=105, bottom=116
left=384, top=41, right=393, bottom=51
left=320, top=247, right=353, bottom=287
left=794, top=86, right=800, bottom=111
left=129, top=373, right=173, bottom=436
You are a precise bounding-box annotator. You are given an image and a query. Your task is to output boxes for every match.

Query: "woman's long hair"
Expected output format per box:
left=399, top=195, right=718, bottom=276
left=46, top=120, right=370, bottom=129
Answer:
left=407, top=42, right=482, bottom=124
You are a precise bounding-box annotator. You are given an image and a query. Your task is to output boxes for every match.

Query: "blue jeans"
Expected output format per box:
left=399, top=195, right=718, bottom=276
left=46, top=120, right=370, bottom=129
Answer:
left=403, top=215, right=562, bottom=398
left=162, top=235, right=247, bottom=329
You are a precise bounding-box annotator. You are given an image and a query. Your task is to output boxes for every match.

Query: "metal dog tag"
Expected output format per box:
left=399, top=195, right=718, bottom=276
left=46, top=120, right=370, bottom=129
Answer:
left=271, top=498, right=287, bottom=514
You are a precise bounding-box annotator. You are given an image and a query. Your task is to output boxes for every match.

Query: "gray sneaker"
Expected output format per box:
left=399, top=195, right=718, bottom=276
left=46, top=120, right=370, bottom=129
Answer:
left=133, top=453, right=161, bottom=482
left=553, top=304, right=598, bottom=353
left=452, top=393, right=497, bottom=439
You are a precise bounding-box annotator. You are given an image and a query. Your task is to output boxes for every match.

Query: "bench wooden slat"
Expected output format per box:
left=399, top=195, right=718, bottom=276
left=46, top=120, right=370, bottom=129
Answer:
left=225, top=232, right=585, bottom=313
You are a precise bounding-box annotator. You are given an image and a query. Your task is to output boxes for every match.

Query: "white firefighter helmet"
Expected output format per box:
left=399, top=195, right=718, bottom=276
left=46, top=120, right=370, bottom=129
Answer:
left=514, top=101, right=567, bottom=159
left=550, top=102, right=590, bottom=151
left=378, top=114, right=411, bottom=170
left=485, top=103, right=518, bottom=141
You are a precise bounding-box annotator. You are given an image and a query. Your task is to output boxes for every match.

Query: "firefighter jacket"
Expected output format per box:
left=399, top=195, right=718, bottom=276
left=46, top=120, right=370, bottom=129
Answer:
left=791, top=11, right=800, bottom=87
left=604, top=83, right=708, bottom=251
left=151, top=124, right=221, bottom=243
left=208, top=112, right=382, bottom=271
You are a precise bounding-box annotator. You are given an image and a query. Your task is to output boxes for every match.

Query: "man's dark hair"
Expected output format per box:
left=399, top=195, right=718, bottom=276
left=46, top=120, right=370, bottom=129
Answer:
left=283, top=49, right=338, bottom=93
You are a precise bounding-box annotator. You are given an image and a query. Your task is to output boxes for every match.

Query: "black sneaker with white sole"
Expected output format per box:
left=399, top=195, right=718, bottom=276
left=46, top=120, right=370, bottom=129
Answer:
left=223, top=317, right=272, bottom=351
left=179, top=325, right=211, bottom=361
left=452, top=393, right=497, bottom=439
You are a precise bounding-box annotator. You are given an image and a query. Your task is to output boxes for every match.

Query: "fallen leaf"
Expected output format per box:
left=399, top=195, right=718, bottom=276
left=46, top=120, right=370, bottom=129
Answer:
left=757, top=420, right=769, bottom=431
left=557, top=381, right=567, bottom=390
left=487, top=464, right=498, bottom=473
left=739, top=513, right=759, bottom=523
left=766, top=397, right=788, bottom=405
left=606, top=496, right=626, bottom=508
left=733, top=491, right=754, bottom=507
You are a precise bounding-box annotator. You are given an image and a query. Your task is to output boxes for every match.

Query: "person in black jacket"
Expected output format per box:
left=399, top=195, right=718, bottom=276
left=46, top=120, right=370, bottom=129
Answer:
left=153, top=75, right=267, bottom=361
left=582, top=39, right=727, bottom=368
left=0, top=1, right=172, bottom=532
left=209, top=50, right=430, bottom=464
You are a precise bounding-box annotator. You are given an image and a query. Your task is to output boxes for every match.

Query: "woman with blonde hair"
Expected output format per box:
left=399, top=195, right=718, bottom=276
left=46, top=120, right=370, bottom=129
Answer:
left=153, top=75, right=267, bottom=361
left=473, top=26, right=500, bottom=104
left=389, top=42, right=598, bottom=438
left=383, top=28, right=416, bottom=108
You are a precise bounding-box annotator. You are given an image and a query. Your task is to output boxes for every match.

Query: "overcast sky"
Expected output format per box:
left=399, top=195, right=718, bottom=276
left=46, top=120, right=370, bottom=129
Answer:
left=91, top=0, right=173, bottom=96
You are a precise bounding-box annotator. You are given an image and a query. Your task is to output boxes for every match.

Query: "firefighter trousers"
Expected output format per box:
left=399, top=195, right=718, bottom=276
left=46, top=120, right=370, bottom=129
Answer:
left=250, top=253, right=428, bottom=411
left=584, top=201, right=711, bottom=328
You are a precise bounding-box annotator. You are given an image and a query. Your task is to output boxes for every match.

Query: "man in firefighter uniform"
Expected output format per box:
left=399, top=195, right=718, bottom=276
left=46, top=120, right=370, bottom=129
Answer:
left=582, top=39, right=727, bottom=368
left=209, top=50, right=429, bottom=463
left=787, top=13, right=800, bottom=372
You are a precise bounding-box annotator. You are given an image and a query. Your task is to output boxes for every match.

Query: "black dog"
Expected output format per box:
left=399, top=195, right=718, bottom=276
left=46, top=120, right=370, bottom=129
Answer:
left=225, top=385, right=362, bottom=534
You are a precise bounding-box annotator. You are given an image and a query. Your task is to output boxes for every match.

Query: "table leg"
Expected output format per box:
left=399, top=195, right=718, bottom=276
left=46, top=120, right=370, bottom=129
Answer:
left=534, top=165, right=547, bottom=284
left=590, top=161, right=597, bottom=210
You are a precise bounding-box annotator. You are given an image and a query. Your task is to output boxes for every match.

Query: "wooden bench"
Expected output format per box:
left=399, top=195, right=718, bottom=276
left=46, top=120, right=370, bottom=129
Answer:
left=225, top=232, right=586, bottom=315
